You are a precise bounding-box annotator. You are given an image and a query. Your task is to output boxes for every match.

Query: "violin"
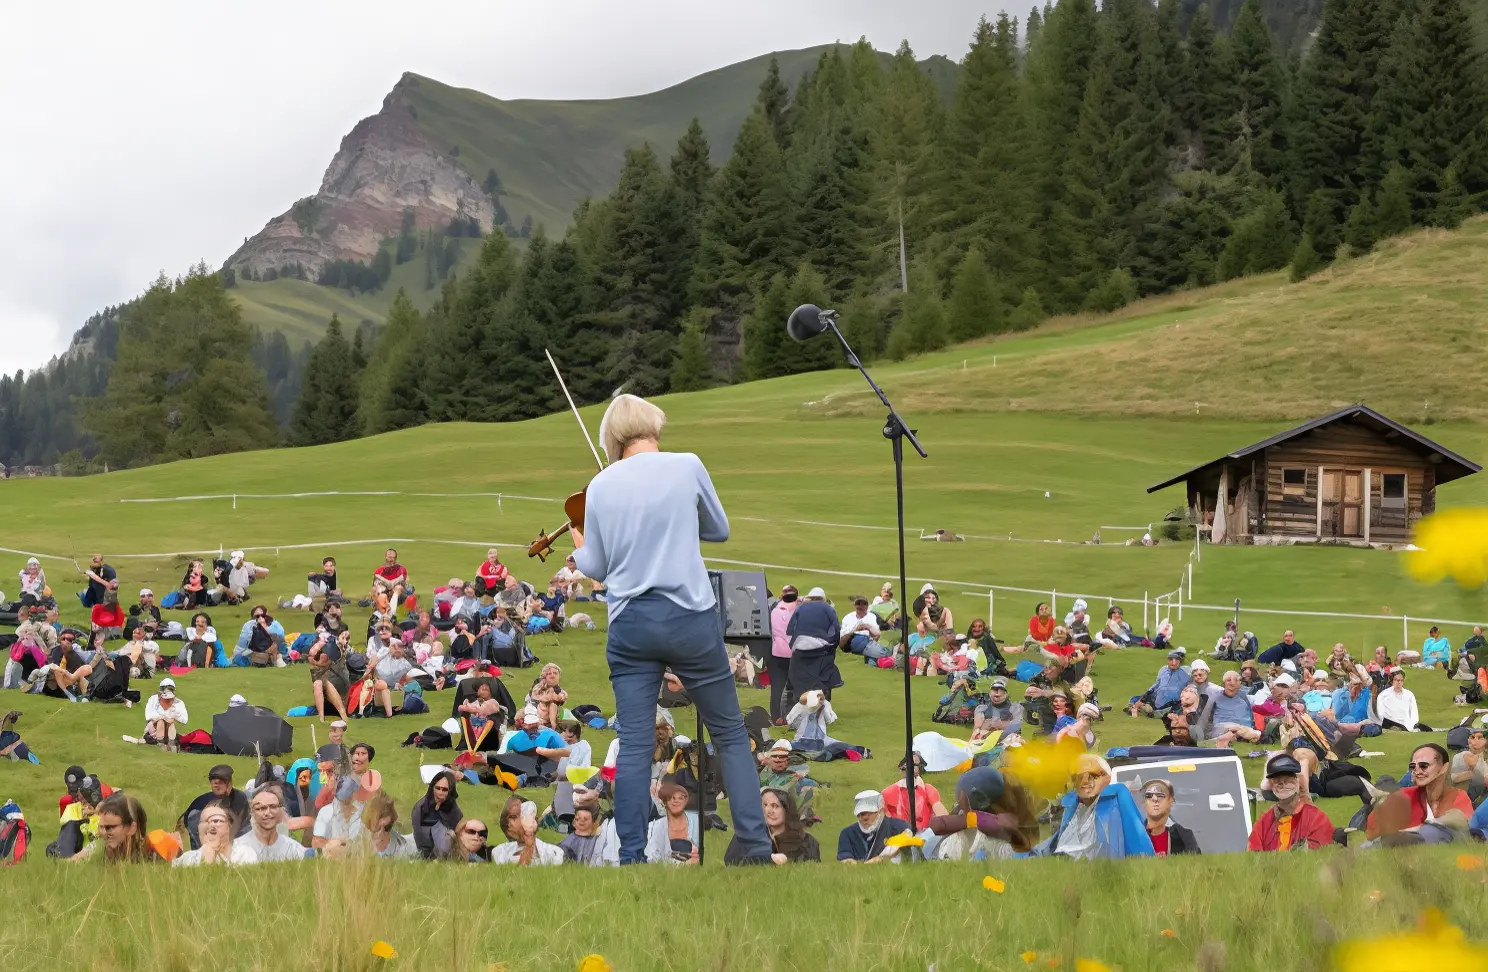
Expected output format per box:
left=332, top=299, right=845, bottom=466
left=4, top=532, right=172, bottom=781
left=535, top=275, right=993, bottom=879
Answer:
left=528, top=489, right=587, bottom=562
left=527, top=349, right=605, bottom=562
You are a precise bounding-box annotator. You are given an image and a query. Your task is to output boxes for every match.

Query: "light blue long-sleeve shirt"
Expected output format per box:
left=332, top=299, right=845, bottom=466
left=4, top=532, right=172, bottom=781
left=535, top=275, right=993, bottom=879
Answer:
left=571, top=451, right=728, bottom=621
left=1422, top=636, right=1451, bottom=665
left=1149, top=665, right=1193, bottom=708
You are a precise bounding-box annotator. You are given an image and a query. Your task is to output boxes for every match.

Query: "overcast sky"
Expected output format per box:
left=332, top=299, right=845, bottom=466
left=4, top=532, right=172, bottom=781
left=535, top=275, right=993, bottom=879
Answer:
left=0, top=1, right=1003, bottom=374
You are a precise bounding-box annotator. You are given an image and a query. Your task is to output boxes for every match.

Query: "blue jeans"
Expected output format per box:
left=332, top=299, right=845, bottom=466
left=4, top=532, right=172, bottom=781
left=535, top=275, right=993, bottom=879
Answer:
left=607, top=594, right=771, bottom=864
left=848, top=634, right=890, bottom=660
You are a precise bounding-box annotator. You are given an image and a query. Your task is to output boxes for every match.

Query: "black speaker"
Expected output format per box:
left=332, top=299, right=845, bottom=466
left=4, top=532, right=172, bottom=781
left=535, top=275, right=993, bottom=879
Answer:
left=709, top=569, right=770, bottom=662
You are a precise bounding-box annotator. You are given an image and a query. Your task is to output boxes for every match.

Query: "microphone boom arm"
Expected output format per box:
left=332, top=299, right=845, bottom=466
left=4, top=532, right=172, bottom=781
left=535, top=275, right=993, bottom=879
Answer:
left=818, top=314, right=927, bottom=459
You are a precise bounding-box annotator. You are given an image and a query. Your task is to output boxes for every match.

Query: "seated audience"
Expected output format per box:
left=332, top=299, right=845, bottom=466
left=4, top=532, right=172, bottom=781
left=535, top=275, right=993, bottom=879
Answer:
left=1421, top=626, right=1451, bottom=669
left=1450, top=727, right=1488, bottom=805
left=1248, top=754, right=1334, bottom=851
left=367, top=636, right=415, bottom=718
left=1039, top=754, right=1153, bottom=859
left=882, top=753, right=947, bottom=833
left=174, top=803, right=253, bottom=867
left=972, top=677, right=1024, bottom=741
left=928, top=767, right=1040, bottom=860
left=839, top=596, right=888, bottom=661
left=1023, top=601, right=1055, bottom=653
left=1258, top=630, right=1305, bottom=666
left=1129, top=651, right=1192, bottom=717
left=445, top=817, right=491, bottom=863
left=371, top=548, right=409, bottom=609
left=81, top=793, right=161, bottom=863
left=760, top=787, right=820, bottom=863
left=555, top=555, right=587, bottom=599
left=308, top=629, right=351, bottom=722
left=490, top=797, right=564, bottom=865
left=560, top=805, right=619, bottom=866
left=1206, top=670, right=1260, bottom=746
left=181, top=765, right=249, bottom=848
left=143, top=677, right=188, bottom=751
left=757, top=739, right=818, bottom=823
left=218, top=550, right=269, bottom=604
left=1154, top=711, right=1199, bottom=747
left=474, top=548, right=509, bottom=597
left=837, top=789, right=910, bottom=863
left=234, top=606, right=286, bottom=668
left=1377, top=669, right=1431, bottom=731
left=1366, top=743, right=1475, bottom=843
left=412, top=771, right=462, bottom=859
left=356, top=791, right=415, bottom=858
left=1138, top=778, right=1199, bottom=855
left=42, top=629, right=94, bottom=700
left=646, top=781, right=700, bottom=864
left=176, top=612, right=221, bottom=669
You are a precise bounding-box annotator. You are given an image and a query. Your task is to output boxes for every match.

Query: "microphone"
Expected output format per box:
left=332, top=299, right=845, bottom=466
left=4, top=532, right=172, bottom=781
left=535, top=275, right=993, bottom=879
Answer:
left=786, top=304, right=831, bottom=342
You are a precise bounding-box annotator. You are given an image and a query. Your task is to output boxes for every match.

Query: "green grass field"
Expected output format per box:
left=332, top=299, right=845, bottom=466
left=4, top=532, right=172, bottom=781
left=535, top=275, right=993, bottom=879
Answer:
left=8, top=237, right=1488, bottom=968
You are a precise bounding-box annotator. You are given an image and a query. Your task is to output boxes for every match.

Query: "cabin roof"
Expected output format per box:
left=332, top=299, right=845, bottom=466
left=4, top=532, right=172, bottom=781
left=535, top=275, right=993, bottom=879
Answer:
left=1146, top=404, right=1482, bottom=493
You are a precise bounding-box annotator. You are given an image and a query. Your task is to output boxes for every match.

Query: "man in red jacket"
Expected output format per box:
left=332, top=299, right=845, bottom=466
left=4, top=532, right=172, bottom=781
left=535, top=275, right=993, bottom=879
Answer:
left=1249, top=754, right=1335, bottom=851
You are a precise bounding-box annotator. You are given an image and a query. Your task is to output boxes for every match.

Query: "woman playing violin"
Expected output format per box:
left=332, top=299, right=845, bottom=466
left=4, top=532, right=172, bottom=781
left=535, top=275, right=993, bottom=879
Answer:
left=568, top=394, right=771, bottom=866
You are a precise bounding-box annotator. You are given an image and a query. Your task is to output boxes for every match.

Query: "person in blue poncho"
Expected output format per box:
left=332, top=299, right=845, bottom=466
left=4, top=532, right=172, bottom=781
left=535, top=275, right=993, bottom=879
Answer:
left=1036, top=753, right=1153, bottom=860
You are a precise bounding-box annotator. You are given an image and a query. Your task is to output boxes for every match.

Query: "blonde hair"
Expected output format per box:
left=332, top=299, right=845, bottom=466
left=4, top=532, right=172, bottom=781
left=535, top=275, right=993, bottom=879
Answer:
left=599, top=394, right=666, bottom=463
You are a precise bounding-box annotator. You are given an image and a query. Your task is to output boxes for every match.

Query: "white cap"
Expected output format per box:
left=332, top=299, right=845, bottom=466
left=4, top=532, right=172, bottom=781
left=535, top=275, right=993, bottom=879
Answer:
left=806, top=587, right=826, bottom=599
left=1273, top=673, right=1296, bottom=686
left=228, top=694, right=246, bottom=707
left=329, top=719, right=347, bottom=729
left=853, top=790, right=883, bottom=814
left=158, top=678, right=176, bottom=691
left=230, top=550, right=245, bottom=563
left=521, top=710, right=540, bottom=726
left=919, top=582, right=935, bottom=595
left=139, top=588, right=153, bottom=597
left=1189, top=659, right=1210, bottom=672
left=25, top=557, right=39, bottom=567
left=769, top=739, right=792, bottom=754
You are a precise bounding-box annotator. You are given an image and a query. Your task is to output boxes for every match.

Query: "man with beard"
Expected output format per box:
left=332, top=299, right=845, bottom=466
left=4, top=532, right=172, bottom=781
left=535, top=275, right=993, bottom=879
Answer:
left=1249, top=754, right=1334, bottom=851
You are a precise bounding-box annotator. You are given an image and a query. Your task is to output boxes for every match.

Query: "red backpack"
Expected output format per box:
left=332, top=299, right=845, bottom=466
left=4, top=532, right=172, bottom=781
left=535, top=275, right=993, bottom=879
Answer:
left=0, top=805, right=30, bottom=865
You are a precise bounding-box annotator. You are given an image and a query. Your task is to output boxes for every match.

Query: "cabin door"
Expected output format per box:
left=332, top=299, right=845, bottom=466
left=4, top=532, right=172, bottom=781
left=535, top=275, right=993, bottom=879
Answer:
left=1321, top=469, right=1364, bottom=538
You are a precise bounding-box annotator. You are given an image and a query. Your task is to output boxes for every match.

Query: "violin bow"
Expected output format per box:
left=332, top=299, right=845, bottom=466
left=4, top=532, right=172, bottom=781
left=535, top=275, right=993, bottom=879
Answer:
left=545, top=349, right=605, bottom=472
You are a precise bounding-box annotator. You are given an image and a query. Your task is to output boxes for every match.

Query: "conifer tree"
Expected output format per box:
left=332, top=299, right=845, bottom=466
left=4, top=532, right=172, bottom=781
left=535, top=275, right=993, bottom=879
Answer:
left=757, top=57, right=792, bottom=149
left=1432, top=165, right=1473, bottom=228
left=1218, top=189, right=1297, bottom=279
left=1219, top=0, right=1288, bottom=181
left=879, top=41, right=943, bottom=247
left=1342, top=194, right=1377, bottom=253
left=1372, top=162, right=1413, bottom=238
left=425, top=231, right=520, bottom=420
left=742, top=273, right=795, bottom=381
left=947, top=247, right=1004, bottom=340
left=670, top=119, right=715, bottom=215
left=358, top=289, right=421, bottom=434
left=1290, top=234, right=1323, bottom=280
left=290, top=314, right=360, bottom=446
left=1007, top=287, right=1047, bottom=332
left=670, top=308, right=717, bottom=392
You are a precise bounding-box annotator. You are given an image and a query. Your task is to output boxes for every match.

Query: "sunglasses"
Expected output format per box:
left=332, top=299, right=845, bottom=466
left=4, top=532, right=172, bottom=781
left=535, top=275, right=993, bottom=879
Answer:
left=1408, top=761, right=1438, bottom=772
left=1142, top=791, right=1169, bottom=800
left=465, top=828, right=487, bottom=838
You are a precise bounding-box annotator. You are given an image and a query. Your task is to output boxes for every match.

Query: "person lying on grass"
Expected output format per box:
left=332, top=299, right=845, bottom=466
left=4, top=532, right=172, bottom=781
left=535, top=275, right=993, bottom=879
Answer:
left=142, top=677, right=187, bottom=751
left=445, top=816, right=491, bottom=863
left=236, top=787, right=308, bottom=863
left=490, top=797, right=563, bottom=866
left=174, top=803, right=253, bottom=867
left=837, top=789, right=910, bottom=863
left=1248, top=754, right=1335, bottom=851
left=928, top=766, right=1040, bottom=860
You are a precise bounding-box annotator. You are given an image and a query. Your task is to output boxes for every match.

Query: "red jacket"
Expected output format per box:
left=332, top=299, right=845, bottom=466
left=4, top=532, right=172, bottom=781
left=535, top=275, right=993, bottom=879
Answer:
left=1248, top=800, right=1334, bottom=851
left=1365, top=785, right=1475, bottom=839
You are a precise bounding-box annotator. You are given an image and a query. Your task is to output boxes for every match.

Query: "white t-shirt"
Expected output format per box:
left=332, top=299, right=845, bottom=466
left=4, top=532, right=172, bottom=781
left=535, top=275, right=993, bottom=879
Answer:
left=313, top=802, right=365, bottom=844
left=489, top=839, right=565, bottom=865
left=840, top=610, right=881, bottom=639
left=144, top=695, right=188, bottom=724
left=227, top=562, right=259, bottom=593
left=235, top=830, right=308, bottom=863
left=173, top=845, right=255, bottom=867
left=190, top=626, right=217, bottom=644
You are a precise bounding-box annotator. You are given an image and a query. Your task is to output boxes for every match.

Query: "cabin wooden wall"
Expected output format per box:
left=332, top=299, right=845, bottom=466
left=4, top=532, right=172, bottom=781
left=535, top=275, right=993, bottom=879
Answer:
left=1259, top=422, right=1433, bottom=540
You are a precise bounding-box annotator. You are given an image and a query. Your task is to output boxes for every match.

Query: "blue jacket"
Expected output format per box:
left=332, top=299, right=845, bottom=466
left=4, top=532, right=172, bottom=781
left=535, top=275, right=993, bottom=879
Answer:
left=1471, top=799, right=1488, bottom=840
left=1149, top=665, right=1193, bottom=708
left=1039, top=784, right=1154, bottom=859
left=1329, top=685, right=1373, bottom=723
left=836, top=816, right=910, bottom=861
left=1422, top=636, right=1451, bottom=666
left=785, top=601, right=840, bottom=654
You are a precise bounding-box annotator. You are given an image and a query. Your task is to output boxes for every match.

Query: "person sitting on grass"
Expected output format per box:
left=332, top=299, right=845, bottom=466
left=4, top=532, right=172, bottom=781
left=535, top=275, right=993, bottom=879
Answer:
left=837, top=789, right=911, bottom=863
left=910, top=585, right=954, bottom=659
left=1057, top=702, right=1100, bottom=748
left=504, top=711, right=571, bottom=780
left=555, top=555, right=588, bottom=599
left=1377, top=669, right=1431, bottom=731
left=235, top=786, right=308, bottom=863
left=530, top=580, right=567, bottom=632
left=81, top=793, right=161, bottom=863
left=447, top=583, right=483, bottom=625
left=181, top=765, right=249, bottom=848
left=526, top=663, right=569, bottom=717
left=839, top=595, right=887, bottom=661
left=313, top=597, right=350, bottom=639
left=117, top=622, right=161, bottom=679
left=143, top=677, right=188, bottom=751
left=234, top=606, right=286, bottom=668
left=1450, top=727, right=1488, bottom=806
left=173, top=803, right=253, bottom=867
left=1258, top=630, right=1305, bottom=666
left=51, top=775, right=104, bottom=859
left=972, top=677, right=1025, bottom=742
left=1129, top=650, right=1192, bottom=718
left=474, top=548, right=508, bottom=598
left=756, top=787, right=820, bottom=864
left=1329, top=671, right=1380, bottom=738
left=40, top=629, right=93, bottom=700
left=354, top=791, right=416, bottom=859
left=1039, top=754, right=1153, bottom=859
left=964, top=618, right=1006, bottom=675
left=312, top=775, right=365, bottom=856
left=367, top=636, right=415, bottom=718
left=1324, top=643, right=1354, bottom=679
left=869, top=582, right=900, bottom=641
left=1460, top=626, right=1487, bottom=684
left=1421, top=626, right=1452, bottom=670
left=1172, top=685, right=1210, bottom=742
left=308, top=630, right=351, bottom=723
left=1366, top=743, right=1475, bottom=844
left=883, top=752, right=947, bottom=834
left=757, top=739, right=818, bottom=823
left=560, top=805, right=619, bottom=866
left=17, top=556, right=48, bottom=623
left=412, top=771, right=462, bottom=859
left=496, top=576, right=530, bottom=621
left=490, top=797, right=564, bottom=865
left=1206, top=671, right=1261, bottom=748
left=371, top=548, right=409, bottom=611
left=1154, top=710, right=1199, bottom=747
left=399, top=611, right=442, bottom=650
left=5, top=622, right=49, bottom=689
left=1248, top=754, right=1334, bottom=851
left=646, top=781, right=700, bottom=865
left=1023, top=601, right=1055, bottom=653
left=1138, top=778, right=1199, bottom=856
left=1041, top=625, right=1088, bottom=682
left=305, top=556, right=339, bottom=603
left=176, top=612, right=221, bottom=669
left=928, top=766, right=1041, bottom=860
left=445, top=817, right=491, bottom=863
left=1096, top=605, right=1138, bottom=650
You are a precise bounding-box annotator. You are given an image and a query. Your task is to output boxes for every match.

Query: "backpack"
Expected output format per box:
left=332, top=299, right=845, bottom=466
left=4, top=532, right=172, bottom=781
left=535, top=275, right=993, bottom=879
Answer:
left=178, top=729, right=217, bottom=754
left=0, top=803, right=29, bottom=865
left=933, top=682, right=987, bottom=726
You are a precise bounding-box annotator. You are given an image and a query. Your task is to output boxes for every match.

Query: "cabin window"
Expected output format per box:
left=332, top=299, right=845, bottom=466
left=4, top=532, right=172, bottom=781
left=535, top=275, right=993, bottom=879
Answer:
left=1382, top=473, right=1406, bottom=509
left=1282, top=468, right=1307, bottom=498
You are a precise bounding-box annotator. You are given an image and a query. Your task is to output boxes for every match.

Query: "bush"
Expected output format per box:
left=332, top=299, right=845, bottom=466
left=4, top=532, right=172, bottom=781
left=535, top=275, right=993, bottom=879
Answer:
left=1082, top=268, right=1138, bottom=314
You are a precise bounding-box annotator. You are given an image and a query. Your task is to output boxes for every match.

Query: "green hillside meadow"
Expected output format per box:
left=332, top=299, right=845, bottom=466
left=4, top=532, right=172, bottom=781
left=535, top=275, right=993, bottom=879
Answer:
left=7, top=230, right=1488, bottom=969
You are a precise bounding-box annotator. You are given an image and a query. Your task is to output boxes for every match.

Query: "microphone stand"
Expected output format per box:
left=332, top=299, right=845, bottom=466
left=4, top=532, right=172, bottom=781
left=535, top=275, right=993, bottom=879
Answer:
left=815, top=309, right=928, bottom=846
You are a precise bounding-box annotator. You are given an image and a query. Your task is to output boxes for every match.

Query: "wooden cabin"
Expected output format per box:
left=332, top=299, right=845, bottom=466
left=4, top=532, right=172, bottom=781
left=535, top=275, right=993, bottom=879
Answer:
left=1147, top=405, right=1480, bottom=547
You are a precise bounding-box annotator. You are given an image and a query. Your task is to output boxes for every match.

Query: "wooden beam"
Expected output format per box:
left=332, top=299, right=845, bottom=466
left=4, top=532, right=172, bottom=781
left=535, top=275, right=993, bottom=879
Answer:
left=1316, top=465, right=1325, bottom=538
left=1363, top=467, right=1371, bottom=545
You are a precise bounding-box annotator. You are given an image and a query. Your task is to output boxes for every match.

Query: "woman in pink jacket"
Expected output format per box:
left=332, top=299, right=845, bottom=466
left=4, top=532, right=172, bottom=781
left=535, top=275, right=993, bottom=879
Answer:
left=768, top=585, right=800, bottom=725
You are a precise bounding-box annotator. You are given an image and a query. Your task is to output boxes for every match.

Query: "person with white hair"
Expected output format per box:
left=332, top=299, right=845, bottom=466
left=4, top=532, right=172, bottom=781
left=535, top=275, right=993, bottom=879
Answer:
left=568, top=394, right=771, bottom=866
left=17, top=557, right=47, bottom=623
left=836, top=789, right=911, bottom=863
left=785, top=587, right=841, bottom=698
left=218, top=550, right=269, bottom=604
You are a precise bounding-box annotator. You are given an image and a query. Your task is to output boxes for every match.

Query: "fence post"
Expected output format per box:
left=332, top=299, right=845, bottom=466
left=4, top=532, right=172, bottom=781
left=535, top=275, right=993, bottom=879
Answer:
left=988, top=589, right=995, bottom=638
left=1187, top=561, right=1194, bottom=599
left=1143, top=591, right=1149, bottom=633
left=1177, top=578, right=1184, bottom=622
left=1402, top=614, right=1409, bottom=656
left=1051, top=588, right=1057, bottom=617
left=232, top=494, right=237, bottom=511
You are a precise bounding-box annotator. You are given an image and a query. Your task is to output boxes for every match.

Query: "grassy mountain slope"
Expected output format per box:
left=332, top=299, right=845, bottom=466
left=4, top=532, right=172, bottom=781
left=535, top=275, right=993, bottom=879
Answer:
left=229, top=237, right=482, bottom=346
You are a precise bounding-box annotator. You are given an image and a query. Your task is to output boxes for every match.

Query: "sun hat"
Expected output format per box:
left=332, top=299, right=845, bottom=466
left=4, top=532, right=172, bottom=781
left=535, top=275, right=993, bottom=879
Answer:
left=228, top=694, right=246, bottom=707
left=1273, top=673, right=1296, bottom=686
left=1167, top=649, right=1185, bottom=660
left=769, top=739, right=792, bottom=754
left=158, top=677, right=176, bottom=692
left=852, top=790, right=883, bottom=814
left=329, top=719, right=347, bottom=729
left=1190, top=658, right=1210, bottom=672
left=806, top=587, right=826, bottom=599
left=230, top=550, right=245, bottom=563
left=1077, top=702, right=1100, bottom=720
